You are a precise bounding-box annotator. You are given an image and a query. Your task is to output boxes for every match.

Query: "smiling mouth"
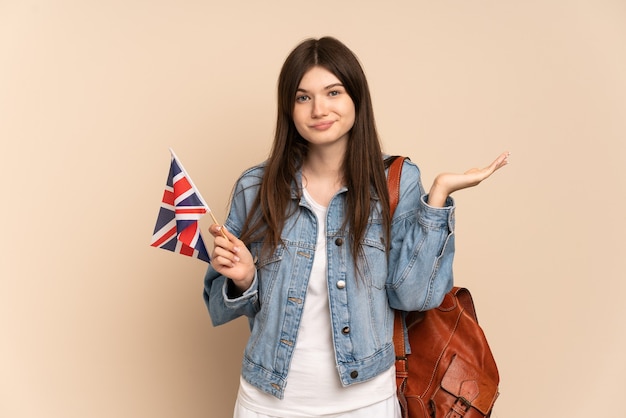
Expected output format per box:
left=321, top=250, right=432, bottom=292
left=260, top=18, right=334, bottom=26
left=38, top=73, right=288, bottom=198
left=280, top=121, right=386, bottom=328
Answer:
left=311, top=121, right=334, bottom=130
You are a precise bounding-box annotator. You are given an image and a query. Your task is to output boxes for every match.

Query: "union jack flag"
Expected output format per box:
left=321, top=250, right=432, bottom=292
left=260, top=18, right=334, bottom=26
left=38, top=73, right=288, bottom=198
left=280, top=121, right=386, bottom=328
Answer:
left=151, top=149, right=210, bottom=263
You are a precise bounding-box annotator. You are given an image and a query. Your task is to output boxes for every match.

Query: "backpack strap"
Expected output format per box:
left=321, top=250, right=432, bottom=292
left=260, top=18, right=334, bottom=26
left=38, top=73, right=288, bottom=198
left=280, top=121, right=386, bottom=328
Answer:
left=387, top=156, right=404, bottom=218
left=387, top=156, right=410, bottom=410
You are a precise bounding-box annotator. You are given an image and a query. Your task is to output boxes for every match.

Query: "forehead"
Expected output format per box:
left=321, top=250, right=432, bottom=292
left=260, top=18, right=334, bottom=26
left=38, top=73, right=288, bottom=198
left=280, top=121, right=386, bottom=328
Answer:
left=297, top=66, right=342, bottom=90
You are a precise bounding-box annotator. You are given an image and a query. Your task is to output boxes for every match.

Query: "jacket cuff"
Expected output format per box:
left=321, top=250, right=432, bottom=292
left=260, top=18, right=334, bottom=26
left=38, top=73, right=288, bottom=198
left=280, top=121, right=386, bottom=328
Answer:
left=223, top=271, right=259, bottom=307
left=419, top=194, right=455, bottom=231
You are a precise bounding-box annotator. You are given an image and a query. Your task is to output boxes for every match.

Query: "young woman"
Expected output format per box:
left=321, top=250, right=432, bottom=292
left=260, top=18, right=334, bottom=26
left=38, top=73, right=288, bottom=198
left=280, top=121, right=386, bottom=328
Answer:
left=203, top=37, right=509, bottom=418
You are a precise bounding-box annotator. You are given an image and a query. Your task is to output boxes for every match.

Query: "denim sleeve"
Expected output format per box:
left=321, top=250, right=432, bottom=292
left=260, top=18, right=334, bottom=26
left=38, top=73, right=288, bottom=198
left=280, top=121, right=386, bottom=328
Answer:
left=203, top=268, right=259, bottom=326
left=386, top=159, right=455, bottom=311
left=202, top=168, right=263, bottom=326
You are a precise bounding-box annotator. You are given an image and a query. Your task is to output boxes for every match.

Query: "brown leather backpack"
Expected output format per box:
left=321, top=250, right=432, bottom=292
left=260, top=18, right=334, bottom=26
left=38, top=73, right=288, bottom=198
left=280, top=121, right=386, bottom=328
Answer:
left=387, top=156, right=500, bottom=418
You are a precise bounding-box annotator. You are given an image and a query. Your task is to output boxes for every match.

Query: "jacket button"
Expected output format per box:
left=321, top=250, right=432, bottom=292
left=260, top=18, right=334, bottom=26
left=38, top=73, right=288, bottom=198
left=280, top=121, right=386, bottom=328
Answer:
left=335, top=237, right=344, bottom=246
left=350, top=370, right=359, bottom=379
left=336, top=280, right=346, bottom=289
left=342, top=326, right=350, bottom=334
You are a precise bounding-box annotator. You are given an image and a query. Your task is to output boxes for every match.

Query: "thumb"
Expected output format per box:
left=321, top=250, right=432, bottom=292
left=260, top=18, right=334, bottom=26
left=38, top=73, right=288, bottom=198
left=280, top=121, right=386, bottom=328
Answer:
left=208, top=223, right=228, bottom=238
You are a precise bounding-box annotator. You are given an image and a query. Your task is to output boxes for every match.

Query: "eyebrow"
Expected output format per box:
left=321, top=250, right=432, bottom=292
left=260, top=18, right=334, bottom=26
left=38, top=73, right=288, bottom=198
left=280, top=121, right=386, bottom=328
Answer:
left=296, top=83, right=344, bottom=93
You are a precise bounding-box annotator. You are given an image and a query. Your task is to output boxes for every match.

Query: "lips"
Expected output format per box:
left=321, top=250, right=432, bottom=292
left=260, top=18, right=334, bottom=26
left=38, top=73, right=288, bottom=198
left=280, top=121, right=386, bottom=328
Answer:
left=310, top=121, right=335, bottom=131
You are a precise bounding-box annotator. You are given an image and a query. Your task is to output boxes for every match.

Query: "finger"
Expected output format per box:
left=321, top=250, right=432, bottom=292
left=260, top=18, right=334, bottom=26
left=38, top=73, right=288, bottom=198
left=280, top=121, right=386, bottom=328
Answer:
left=480, top=151, right=510, bottom=178
left=212, top=226, right=246, bottom=259
left=213, top=234, right=237, bottom=255
left=211, top=256, right=236, bottom=271
left=220, top=226, right=238, bottom=242
left=212, top=246, right=240, bottom=267
left=219, top=226, right=246, bottom=253
left=211, top=244, right=242, bottom=267
left=492, top=151, right=510, bottom=170
left=208, top=224, right=224, bottom=238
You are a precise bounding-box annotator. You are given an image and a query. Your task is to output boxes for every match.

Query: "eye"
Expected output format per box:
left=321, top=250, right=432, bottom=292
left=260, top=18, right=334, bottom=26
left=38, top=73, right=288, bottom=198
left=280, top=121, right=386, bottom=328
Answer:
left=329, top=90, right=340, bottom=97
left=295, top=94, right=310, bottom=103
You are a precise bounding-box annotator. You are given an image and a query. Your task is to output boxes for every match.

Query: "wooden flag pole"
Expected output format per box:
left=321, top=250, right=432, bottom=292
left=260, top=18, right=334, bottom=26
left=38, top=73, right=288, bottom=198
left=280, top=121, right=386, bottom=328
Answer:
left=209, top=211, right=228, bottom=239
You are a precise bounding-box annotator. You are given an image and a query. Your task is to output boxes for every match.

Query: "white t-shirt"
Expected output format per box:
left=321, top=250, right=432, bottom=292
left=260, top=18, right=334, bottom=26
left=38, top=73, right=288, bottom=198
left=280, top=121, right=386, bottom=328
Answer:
left=237, top=188, right=396, bottom=417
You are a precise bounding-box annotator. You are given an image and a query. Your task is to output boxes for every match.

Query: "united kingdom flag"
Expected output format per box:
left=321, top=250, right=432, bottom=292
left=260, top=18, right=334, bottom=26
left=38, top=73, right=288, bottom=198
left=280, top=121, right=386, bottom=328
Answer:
left=151, top=149, right=211, bottom=263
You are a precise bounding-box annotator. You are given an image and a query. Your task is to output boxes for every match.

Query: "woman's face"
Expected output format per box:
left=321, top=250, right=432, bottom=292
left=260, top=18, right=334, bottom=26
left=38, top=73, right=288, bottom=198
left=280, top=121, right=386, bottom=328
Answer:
left=292, top=66, right=356, bottom=150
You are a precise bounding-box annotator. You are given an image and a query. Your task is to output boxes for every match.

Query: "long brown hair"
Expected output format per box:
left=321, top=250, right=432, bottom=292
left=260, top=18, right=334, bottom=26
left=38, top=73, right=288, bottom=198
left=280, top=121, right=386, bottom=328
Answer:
left=240, top=37, right=391, bottom=268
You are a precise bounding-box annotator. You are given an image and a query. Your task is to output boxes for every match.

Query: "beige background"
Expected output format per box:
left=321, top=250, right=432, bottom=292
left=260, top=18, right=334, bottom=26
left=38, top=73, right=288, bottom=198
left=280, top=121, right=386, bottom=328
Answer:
left=1, top=1, right=625, bottom=417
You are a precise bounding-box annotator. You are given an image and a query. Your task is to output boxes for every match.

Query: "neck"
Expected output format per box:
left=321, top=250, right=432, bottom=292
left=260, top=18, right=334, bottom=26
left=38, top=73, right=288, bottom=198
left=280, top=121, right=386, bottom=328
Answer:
left=303, top=142, right=345, bottom=180
left=301, top=146, right=346, bottom=205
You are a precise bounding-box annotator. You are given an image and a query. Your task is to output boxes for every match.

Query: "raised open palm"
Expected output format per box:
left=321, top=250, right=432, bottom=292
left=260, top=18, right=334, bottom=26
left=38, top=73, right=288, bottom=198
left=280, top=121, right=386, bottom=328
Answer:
left=428, top=151, right=510, bottom=207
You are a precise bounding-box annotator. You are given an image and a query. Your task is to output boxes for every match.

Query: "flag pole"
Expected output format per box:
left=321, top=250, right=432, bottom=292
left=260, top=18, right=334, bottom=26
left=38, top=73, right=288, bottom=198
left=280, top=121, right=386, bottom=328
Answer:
left=169, top=148, right=227, bottom=239
left=209, top=212, right=228, bottom=239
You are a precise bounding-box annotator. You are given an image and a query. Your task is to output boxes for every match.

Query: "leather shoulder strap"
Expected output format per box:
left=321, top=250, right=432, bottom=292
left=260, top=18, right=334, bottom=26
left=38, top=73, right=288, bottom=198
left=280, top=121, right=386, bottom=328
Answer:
left=388, top=156, right=408, bottom=361
left=387, top=156, right=405, bottom=217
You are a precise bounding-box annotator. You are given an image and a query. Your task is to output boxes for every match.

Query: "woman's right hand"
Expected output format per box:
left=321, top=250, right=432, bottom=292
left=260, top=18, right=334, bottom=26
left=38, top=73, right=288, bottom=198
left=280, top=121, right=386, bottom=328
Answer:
left=208, top=224, right=256, bottom=293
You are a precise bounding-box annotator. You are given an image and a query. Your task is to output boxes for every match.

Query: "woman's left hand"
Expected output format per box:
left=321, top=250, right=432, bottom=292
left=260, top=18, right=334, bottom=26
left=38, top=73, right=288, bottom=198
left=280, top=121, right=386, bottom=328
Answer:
left=427, top=151, right=510, bottom=207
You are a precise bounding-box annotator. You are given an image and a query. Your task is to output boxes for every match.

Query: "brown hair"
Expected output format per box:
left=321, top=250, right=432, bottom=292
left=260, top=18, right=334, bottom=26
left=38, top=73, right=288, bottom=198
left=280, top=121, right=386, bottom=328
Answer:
left=239, top=37, right=391, bottom=269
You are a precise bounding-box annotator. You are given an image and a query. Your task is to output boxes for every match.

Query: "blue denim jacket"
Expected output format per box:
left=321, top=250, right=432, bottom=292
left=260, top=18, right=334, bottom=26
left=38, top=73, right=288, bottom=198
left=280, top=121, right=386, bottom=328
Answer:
left=203, top=158, right=455, bottom=399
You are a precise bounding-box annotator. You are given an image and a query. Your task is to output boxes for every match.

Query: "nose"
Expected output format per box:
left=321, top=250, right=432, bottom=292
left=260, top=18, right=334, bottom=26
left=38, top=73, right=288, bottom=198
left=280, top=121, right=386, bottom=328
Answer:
left=311, top=98, right=328, bottom=118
